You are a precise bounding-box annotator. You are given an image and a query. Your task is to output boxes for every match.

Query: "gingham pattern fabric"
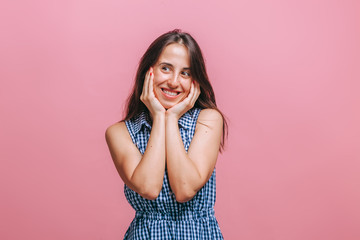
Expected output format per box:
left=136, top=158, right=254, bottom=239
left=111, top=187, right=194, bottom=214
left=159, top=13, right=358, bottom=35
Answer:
left=124, top=108, right=224, bottom=240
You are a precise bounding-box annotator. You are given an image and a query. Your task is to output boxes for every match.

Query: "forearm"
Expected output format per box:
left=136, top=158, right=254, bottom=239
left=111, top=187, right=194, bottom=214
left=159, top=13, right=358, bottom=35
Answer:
left=165, top=115, right=202, bottom=202
left=131, top=114, right=166, bottom=199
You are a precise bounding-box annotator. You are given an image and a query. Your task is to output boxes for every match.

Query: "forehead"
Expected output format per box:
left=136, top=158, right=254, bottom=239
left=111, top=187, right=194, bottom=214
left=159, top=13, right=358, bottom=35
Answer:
left=157, top=43, right=190, bottom=66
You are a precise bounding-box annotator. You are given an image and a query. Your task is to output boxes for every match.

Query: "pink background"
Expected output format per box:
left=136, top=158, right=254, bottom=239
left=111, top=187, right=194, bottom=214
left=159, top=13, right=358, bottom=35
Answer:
left=1, top=0, right=359, bottom=239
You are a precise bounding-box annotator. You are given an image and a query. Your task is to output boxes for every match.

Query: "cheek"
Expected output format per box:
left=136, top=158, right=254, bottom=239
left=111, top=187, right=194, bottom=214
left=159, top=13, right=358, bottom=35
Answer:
left=153, top=72, right=166, bottom=85
left=182, top=80, right=192, bottom=93
left=152, top=74, right=160, bottom=85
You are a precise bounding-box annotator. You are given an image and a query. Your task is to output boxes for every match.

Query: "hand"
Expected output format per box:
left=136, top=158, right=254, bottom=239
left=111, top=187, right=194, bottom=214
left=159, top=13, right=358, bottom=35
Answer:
left=140, top=67, right=165, bottom=117
left=166, top=81, right=201, bottom=120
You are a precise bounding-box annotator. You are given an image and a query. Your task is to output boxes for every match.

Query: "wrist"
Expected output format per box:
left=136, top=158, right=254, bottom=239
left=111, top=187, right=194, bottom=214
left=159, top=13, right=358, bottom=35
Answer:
left=165, top=112, right=180, bottom=123
left=152, top=112, right=166, bottom=122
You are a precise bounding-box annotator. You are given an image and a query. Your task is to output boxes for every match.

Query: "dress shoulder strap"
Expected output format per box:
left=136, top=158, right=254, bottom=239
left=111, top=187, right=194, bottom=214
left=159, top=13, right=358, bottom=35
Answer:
left=189, top=107, right=201, bottom=137
left=124, top=119, right=137, bottom=145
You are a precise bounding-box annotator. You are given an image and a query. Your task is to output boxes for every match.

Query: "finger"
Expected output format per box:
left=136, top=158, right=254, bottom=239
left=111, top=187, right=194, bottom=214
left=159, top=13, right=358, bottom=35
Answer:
left=147, top=68, right=154, bottom=96
left=195, top=81, right=201, bottom=99
left=179, top=82, right=194, bottom=108
left=189, top=81, right=196, bottom=101
left=142, top=69, right=151, bottom=97
left=190, top=81, right=200, bottom=105
left=188, top=81, right=195, bottom=97
left=149, top=70, right=155, bottom=97
left=180, top=82, right=193, bottom=105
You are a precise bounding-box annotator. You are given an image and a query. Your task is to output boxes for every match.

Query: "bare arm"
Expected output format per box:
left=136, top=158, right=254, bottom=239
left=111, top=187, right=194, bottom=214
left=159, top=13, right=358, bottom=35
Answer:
left=166, top=109, right=223, bottom=202
left=165, top=81, right=222, bottom=202
left=105, top=115, right=165, bottom=200
left=105, top=68, right=166, bottom=200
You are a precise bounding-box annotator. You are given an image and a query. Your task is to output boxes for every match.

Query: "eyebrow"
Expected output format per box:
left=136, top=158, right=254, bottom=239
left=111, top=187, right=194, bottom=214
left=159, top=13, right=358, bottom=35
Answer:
left=158, top=62, right=191, bottom=70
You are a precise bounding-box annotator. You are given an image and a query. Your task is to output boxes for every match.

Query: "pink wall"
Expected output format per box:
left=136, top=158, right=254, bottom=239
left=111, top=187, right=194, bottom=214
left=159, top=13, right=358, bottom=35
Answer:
left=1, top=0, right=359, bottom=239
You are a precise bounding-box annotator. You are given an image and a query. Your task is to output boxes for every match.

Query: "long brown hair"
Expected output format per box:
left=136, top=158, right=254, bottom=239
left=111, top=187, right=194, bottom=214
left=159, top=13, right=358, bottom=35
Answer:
left=123, top=29, right=228, bottom=150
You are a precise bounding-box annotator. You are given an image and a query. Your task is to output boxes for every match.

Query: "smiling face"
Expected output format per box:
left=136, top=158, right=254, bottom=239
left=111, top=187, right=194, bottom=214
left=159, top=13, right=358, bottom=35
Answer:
left=152, top=43, right=193, bottom=109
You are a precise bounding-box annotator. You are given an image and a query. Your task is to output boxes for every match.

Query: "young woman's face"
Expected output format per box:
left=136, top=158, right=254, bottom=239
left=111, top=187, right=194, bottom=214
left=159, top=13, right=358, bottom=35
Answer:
left=152, top=43, right=193, bottom=109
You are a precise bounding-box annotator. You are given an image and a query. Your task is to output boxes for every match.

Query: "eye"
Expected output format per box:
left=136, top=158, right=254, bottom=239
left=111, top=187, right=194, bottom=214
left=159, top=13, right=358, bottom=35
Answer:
left=181, top=71, right=191, bottom=77
left=161, top=66, right=170, bottom=72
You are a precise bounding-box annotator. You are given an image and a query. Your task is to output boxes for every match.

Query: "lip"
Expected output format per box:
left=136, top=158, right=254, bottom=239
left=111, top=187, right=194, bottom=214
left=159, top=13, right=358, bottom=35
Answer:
left=161, top=88, right=181, bottom=99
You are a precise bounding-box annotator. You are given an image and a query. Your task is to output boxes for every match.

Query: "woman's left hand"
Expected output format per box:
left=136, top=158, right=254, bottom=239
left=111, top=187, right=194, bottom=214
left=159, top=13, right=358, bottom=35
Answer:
left=166, top=81, right=201, bottom=120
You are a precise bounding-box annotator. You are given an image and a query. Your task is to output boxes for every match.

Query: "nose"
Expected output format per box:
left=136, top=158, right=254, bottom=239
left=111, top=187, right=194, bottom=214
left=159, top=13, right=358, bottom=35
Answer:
left=167, top=73, right=180, bottom=89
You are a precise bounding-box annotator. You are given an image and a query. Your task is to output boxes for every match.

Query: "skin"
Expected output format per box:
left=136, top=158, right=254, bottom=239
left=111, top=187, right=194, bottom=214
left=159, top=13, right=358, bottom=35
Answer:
left=105, top=43, right=223, bottom=202
left=152, top=43, right=193, bottom=110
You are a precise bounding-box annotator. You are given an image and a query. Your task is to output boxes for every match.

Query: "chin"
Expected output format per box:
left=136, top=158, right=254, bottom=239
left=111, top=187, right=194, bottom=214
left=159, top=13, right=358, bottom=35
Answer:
left=160, top=100, right=180, bottom=110
left=162, top=103, right=176, bottom=109
left=159, top=97, right=186, bottom=110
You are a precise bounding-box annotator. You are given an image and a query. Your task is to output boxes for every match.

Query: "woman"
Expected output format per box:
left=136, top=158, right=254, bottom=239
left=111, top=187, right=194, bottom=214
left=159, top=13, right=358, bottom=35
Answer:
left=106, top=29, right=227, bottom=239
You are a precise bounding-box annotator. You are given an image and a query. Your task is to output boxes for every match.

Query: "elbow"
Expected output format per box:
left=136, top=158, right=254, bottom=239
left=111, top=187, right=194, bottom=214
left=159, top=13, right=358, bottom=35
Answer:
left=139, top=186, right=162, bottom=201
left=129, top=175, right=163, bottom=201
left=174, top=189, right=196, bottom=203
left=142, top=191, right=160, bottom=201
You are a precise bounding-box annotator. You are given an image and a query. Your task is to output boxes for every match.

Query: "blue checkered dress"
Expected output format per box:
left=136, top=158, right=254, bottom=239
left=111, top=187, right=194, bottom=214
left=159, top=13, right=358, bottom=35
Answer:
left=124, top=108, right=224, bottom=239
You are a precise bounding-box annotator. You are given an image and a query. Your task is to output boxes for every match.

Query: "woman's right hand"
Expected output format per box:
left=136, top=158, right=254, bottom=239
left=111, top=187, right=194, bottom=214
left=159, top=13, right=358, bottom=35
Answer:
left=140, top=67, right=165, bottom=117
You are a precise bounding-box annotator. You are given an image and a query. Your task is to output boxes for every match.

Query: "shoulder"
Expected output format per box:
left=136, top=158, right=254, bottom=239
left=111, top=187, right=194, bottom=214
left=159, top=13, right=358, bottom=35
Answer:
left=105, top=121, right=126, bottom=134
left=105, top=121, right=128, bottom=143
left=197, top=108, right=223, bottom=125
left=195, top=108, right=223, bottom=134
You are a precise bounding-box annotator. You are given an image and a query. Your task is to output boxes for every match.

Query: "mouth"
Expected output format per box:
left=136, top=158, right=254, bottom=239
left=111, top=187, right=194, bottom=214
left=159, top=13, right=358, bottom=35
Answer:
left=161, top=88, right=180, bottom=98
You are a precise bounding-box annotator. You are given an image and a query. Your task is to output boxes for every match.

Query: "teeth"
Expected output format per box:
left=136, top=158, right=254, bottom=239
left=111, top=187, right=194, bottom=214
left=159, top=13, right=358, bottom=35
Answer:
left=163, top=89, right=178, bottom=96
